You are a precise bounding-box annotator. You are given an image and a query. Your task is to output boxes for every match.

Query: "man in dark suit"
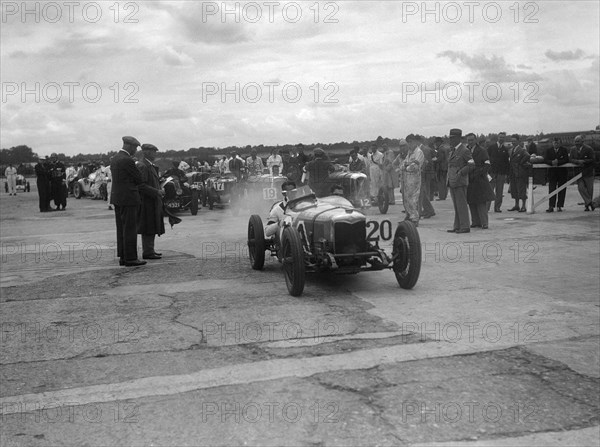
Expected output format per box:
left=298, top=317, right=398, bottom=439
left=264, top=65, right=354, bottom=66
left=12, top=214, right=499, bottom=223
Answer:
left=487, top=132, right=510, bottom=212
left=111, top=136, right=146, bottom=266
left=305, top=147, right=335, bottom=197
left=138, top=144, right=165, bottom=259
left=447, top=128, right=474, bottom=233
left=544, top=138, right=570, bottom=212
left=508, top=135, right=532, bottom=212
left=466, top=133, right=495, bottom=229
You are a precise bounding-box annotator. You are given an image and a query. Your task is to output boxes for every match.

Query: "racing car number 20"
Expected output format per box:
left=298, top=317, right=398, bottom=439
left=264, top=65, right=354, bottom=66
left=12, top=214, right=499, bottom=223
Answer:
left=366, top=219, right=393, bottom=242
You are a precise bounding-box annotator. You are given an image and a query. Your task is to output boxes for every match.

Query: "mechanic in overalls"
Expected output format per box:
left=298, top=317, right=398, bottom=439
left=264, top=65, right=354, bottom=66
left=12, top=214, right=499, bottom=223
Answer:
left=399, top=136, right=424, bottom=226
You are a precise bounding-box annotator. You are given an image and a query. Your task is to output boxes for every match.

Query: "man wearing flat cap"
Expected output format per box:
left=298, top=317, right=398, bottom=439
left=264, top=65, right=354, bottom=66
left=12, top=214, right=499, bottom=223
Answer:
left=110, top=136, right=146, bottom=266
left=447, top=128, right=474, bottom=233
left=137, top=143, right=165, bottom=260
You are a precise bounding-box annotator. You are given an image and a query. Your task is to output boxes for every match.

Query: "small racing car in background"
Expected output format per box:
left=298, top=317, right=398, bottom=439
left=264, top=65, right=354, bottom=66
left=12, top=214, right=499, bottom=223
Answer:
left=204, top=171, right=240, bottom=211
left=5, top=175, right=31, bottom=193
left=247, top=186, right=421, bottom=296
left=160, top=174, right=200, bottom=215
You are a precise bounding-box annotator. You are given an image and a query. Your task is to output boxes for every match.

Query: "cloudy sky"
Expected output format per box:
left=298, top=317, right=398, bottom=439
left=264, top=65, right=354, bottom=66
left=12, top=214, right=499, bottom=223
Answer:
left=1, top=1, right=599, bottom=156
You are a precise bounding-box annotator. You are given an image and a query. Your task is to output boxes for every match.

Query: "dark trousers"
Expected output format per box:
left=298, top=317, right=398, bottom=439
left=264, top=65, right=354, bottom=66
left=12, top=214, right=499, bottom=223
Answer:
left=450, top=186, right=469, bottom=231
left=437, top=170, right=448, bottom=199
left=469, top=202, right=489, bottom=227
left=141, top=234, right=156, bottom=256
left=548, top=171, right=568, bottom=208
left=420, top=174, right=435, bottom=216
left=36, top=178, right=50, bottom=211
left=487, top=173, right=506, bottom=211
left=114, top=205, right=139, bottom=261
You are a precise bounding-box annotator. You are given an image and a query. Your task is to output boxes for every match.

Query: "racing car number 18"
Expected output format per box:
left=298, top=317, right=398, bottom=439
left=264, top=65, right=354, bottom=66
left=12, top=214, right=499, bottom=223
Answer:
left=366, top=219, right=393, bottom=242
left=263, top=187, right=277, bottom=200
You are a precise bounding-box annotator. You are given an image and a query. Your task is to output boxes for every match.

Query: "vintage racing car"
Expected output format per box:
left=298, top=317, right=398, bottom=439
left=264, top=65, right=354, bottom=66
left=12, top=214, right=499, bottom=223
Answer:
left=314, top=168, right=390, bottom=214
left=73, top=169, right=108, bottom=200
left=239, top=173, right=289, bottom=214
left=327, top=170, right=390, bottom=214
left=204, top=171, right=240, bottom=211
left=160, top=175, right=200, bottom=215
left=4, top=175, right=31, bottom=193
left=247, top=186, right=421, bottom=296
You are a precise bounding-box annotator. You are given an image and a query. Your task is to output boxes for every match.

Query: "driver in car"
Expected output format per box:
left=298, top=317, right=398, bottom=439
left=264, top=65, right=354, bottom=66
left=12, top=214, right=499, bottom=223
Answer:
left=265, top=181, right=297, bottom=238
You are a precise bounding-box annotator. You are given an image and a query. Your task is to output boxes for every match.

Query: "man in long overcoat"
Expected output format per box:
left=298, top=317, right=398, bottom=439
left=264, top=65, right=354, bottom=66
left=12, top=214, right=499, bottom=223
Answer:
left=508, top=135, right=531, bottom=212
left=111, top=136, right=146, bottom=266
left=447, top=128, right=474, bottom=233
left=466, top=133, right=495, bottom=229
left=137, top=143, right=165, bottom=260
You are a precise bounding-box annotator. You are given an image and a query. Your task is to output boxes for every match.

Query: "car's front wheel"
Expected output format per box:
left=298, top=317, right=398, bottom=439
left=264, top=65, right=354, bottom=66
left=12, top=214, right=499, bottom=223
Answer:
left=73, top=182, right=83, bottom=199
left=248, top=214, right=265, bottom=270
left=392, top=220, right=421, bottom=289
left=281, top=226, right=305, bottom=296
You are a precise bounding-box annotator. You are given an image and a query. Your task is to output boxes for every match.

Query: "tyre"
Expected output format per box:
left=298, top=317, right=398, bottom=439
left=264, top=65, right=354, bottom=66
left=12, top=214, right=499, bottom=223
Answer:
left=378, top=187, right=389, bottom=214
left=248, top=215, right=265, bottom=270
left=73, top=182, right=83, bottom=199
left=281, top=226, right=305, bottom=296
left=190, top=190, right=199, bottom=215
left=201, top=188, right=207, bottom=207
left=392, top=221, right=421, bottom=289
left=26, top=182, right=31, bottom=192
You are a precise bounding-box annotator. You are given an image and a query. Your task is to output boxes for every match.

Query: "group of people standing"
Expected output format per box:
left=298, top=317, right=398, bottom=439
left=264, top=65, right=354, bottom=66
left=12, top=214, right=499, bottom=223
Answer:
left=347, top=129, right=596, bottom=232
left=111, top=136, right=168, bottom=267
left=34, top=154, right=67, bottom=212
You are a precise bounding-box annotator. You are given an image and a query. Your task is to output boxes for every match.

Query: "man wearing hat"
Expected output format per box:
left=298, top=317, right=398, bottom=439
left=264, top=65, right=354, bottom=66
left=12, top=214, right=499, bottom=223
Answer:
left=447, top=128, right=474, bottom=233
left=543, top=138, right=570, bottom=212
left=34, top=157, right=52, bottom=212
left=508, top=135, right=531, bottom=212
left=569, top=135, right=595, bottom=211
left=111, top=136, right=146, bottom=266
left=305, top=147, right=335, bottom=197
left=49, top=153, right=67, bottom=210
left=137, top=143, right=165, bottom=260
left=487, top=132, right=510, bottom=212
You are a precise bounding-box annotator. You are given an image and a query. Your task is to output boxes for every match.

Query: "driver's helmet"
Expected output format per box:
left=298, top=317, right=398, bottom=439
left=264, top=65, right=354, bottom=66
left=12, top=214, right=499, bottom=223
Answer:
left=178, top=161, right=191, bottom=172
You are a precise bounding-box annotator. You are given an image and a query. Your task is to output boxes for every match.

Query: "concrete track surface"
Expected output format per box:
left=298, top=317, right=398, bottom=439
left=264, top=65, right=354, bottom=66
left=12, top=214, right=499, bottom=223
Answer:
left=1, top=181, right=599, bottom=446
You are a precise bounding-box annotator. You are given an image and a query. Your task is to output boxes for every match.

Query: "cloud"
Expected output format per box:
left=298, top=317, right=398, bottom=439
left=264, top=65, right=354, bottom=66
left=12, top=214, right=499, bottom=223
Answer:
left=162, top=46, right=194, bottom=66
left=437, top=51, right=542, bottom=82
left=545, top=49, right=585, bottom=61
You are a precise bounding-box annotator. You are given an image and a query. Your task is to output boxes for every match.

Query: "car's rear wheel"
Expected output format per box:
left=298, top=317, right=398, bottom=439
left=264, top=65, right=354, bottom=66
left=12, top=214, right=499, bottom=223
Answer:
left=190, top=190, right=199, bottom=215
left=392, top=221, right=421, bottom=289
left=26, top=182, right=31, bottom=192
left=201, top=188, right=207, bottom=207
left=73, top=182, right=83, bottom=199
left=248, top=215, right=265, bottom=270
left=281, top=226, right=305, bottom=296
left=378, top=187, right=389, bottom=214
